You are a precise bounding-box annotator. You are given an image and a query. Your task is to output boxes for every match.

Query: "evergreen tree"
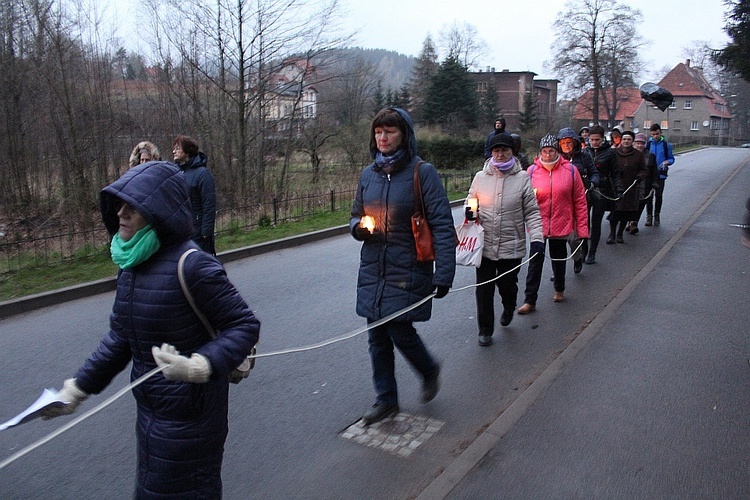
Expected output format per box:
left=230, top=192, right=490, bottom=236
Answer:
left=394, top=83, right=411, bottom=110
left=408, top=35, right=440, bottom=122
left=518, top=91, right=538, bottom=133
left=422, top=56, right=479, bottom=133
left=714, top=0, right=750, bottom=82
left=480, top=82, right=500, bottom=126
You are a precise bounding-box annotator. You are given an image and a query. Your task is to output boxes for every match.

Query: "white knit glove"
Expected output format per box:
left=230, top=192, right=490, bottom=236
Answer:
left=152, top=343, right=212, bottom=383
left=42, top=378, right=88, bottom=419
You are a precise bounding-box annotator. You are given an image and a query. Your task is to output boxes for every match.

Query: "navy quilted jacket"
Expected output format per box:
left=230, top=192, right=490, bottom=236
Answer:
left=75, top=162, right=260, bottom=498
left=350, top=108, right=456, bottom=322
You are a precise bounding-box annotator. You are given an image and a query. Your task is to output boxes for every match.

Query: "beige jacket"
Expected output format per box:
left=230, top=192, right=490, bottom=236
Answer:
left=468, top=158, right=543, bottom=261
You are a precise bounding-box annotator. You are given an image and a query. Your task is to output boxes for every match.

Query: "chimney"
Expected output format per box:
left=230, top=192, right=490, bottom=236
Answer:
left=685, top=59, right=691, bottom=67
left=486, top=66, right=491, bottom=73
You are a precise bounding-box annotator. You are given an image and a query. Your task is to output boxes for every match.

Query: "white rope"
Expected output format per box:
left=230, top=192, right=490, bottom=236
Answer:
left=0, top=245, right=564, bottom=469
left=0, top=366, right=164, bottom=470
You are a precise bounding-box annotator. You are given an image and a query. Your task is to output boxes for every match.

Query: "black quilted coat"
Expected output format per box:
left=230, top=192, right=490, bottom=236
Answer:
left=75, top=162, right=260, bottom=498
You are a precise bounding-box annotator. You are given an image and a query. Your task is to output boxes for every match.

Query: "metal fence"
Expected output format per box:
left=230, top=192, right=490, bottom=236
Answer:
left=0, top=172, right=473, bottom=273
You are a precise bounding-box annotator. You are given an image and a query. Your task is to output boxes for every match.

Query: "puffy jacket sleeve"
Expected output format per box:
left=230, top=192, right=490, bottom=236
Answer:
left=75, top=312, right=134, bottom=395
left=520, top=174, right=544, bottom=244
left=182, top=251, right=260, bottom=379
left=419, top=162, right=456, bottom=287
left=572, top=169, right=590, bottom=239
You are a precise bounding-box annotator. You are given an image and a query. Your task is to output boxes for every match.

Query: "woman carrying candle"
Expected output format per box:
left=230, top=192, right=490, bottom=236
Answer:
left=466, top=132, right=543, bottom=346
left=350, top=107, right=456, bottom=425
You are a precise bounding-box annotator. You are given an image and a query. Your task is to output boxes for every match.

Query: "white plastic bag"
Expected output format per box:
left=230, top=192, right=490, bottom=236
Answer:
left=456, top=219, right=484, bottom=267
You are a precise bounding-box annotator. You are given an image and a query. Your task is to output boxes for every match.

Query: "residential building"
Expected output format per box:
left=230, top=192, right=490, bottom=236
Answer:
left=632, top=60, right=732, bottom=145
left=470, top=68, right=559, bottom=132
left=570, top=87, right=642, bottom=133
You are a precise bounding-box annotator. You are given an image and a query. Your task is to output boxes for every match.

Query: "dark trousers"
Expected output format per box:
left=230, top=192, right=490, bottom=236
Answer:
left=524, top=238, right=567, bottom=305
left=588, top=196, right=611, bottom=255
left=646, top=179, right=666, bottom=217
left=475, top=257, right=522, bottom=335
left=367, top=321, right=438, bottom=406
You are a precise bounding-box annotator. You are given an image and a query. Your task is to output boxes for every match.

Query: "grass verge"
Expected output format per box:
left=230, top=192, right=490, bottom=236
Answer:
left=0, top=192, right=465, bottom=302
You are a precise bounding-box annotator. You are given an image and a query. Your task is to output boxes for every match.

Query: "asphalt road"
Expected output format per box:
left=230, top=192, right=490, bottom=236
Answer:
left=0, top=147, right=748, bottom=498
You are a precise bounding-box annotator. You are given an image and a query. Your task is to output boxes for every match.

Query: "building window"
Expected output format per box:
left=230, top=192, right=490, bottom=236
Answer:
left=669, top=101, right=676, bottom=109
left=674, top=120, right=681, bottom=131
left=643, top=120, right=652, bottom=128
left=690, top=121, right=699, bottom=131
left=661, top=120, right=669, bottom=130
left=477, top=82, right=487, bottom=92
left=684, top=100, right=692, bottom=109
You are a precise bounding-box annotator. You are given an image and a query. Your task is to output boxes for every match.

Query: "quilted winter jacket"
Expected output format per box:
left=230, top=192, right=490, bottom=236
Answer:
left=468, top=158, right=543, bottom=260
left=76, top=161, right=260, bottom=498
left=350, top=108, right=456, bottom=322
left=527, top=156, right=590, bottom=239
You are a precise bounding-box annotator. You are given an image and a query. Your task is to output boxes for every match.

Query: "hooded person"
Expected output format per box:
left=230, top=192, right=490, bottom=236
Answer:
left=610, top=125, right=624, bottom=148
left=467, top=132, right=543, bottom=344
left=43, top=162, right=260, bottom=498
left=557, top=127, right=600, bottom=273
left=128, top=141, right=161, bottom=168
left=518, top=134, right=589, bottom=314
left=484, top=117, right=507, bottom=159
left=350, top=107, right=456, bottom=425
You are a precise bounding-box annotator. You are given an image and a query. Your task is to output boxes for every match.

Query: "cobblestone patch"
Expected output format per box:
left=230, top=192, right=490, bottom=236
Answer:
left=340, top=412, right=445, bottom=457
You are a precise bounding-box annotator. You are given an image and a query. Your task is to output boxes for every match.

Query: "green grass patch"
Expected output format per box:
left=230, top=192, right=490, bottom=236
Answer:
left=0, top=194, right=468, bottom=302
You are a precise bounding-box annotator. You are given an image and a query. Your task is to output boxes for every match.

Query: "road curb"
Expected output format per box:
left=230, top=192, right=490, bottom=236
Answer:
left=0, top=200, right=466, bottom=320
left=415, top=155, right=746, bottom=500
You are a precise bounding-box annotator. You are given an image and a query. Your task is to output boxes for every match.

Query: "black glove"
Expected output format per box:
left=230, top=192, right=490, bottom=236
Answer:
left=433, top=285, right=450, bottom=299
left=530, top=241, right=545, bottom=259
left=464, top=206, right=475, bottom=221
left=355, top=225, right=374, bottom=241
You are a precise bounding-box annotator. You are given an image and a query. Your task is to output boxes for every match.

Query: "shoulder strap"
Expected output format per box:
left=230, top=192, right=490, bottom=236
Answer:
left=663, top=140, right=668, bottom=160
left=178, top=249, right=217, bottom=339
left=412, top=160, right=426, bottom=215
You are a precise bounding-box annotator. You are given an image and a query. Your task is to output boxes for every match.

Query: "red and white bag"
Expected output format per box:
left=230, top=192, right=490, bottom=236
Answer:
left=455, top=219, right=484, bottom=268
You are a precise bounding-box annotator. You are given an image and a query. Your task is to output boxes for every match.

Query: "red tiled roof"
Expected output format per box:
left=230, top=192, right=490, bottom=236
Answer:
left=572, top=87, right=642, bottom=121
left=658, top=62, right=731, bottom=118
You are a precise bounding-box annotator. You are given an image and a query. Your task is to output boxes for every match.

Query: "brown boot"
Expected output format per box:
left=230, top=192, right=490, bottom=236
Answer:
left=517, top=303, right=536, bottom=314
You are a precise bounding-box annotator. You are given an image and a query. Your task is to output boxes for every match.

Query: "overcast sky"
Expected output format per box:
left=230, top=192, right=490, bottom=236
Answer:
left=113, top=0, right=729, bottom=84
left=339, top=0, right=729, bottom=82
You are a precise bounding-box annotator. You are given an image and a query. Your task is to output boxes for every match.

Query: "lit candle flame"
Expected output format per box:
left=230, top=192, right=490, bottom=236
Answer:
left=466, top=197, right=478, bottom=212
left=361, top=215, right=375, bottom=233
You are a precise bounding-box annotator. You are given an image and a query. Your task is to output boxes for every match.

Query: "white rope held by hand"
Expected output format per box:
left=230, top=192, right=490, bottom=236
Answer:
left=0, top=250, right=548, bottom=469
left=0, top=366, right=164, bottom=471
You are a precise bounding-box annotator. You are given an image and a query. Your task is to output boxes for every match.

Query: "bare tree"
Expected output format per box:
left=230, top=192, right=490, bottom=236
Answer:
left=438, top=21, right=484, bottom=70
left=551, top=0, right=643, bottom=125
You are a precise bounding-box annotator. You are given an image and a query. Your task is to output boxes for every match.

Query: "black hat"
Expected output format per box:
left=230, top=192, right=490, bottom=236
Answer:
left=488, top=132, right=514, bottom=150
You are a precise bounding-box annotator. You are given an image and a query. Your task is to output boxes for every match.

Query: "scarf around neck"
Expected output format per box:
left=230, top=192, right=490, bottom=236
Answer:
left=110, top=224, right=161, bottom=269
left=490, top=157, right=515, bottom=172
left=375, top=148, right=407, bottom=173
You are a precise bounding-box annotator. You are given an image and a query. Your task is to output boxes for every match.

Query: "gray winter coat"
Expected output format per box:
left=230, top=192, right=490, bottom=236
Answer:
left=468, top=158, right=543, bottom=260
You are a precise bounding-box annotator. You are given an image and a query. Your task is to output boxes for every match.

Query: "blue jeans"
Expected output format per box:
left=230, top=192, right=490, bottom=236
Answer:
left=367, top=321, right=438, bottom=405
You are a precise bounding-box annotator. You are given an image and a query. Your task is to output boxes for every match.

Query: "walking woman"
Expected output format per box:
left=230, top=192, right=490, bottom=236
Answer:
left=350, top=108, right=456, bottom=425
left=518, top=135, right=589, bottom=313
left=607, top=130, right=648, bottom=243
left=467, top=132, right=543, bottom=346
left=43, top=162, right=260, bottom=498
